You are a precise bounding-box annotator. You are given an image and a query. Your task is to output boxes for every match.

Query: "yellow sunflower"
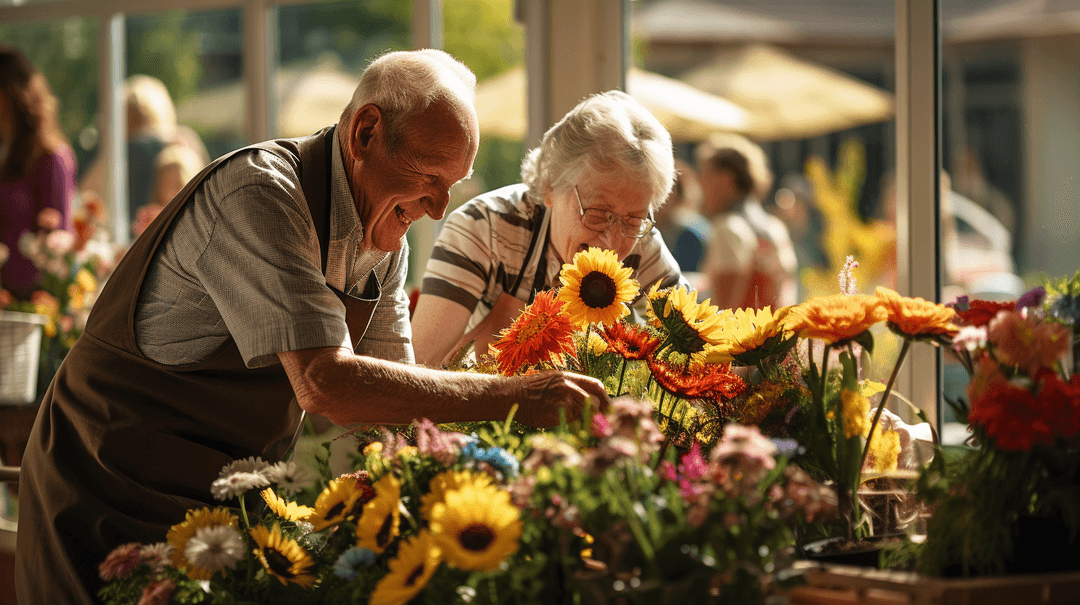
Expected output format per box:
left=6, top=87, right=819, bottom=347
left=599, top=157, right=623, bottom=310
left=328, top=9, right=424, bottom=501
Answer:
left=250, top=524, right=317, bottom=588
left=307, top=477, right=363, bottom=531
left=704, top=306, right=794, bottom=365
left=785, top=294, right=888, bottom=344
left=261, top=488, right=315, bottom=522
left=369, top=530, right=442, bottom=605
left=428, top=475, right=522, bottom=571
left=165, top=507, right=239, bottom=580
left=874, top=286, right=959, bottom=339
left=557, top=247, right=638, bottom=327
left=419, top=470, right=493, bottom=521
left=646, top=284, right=729, bottom=356
left=356, top=474, right=401, bottom=554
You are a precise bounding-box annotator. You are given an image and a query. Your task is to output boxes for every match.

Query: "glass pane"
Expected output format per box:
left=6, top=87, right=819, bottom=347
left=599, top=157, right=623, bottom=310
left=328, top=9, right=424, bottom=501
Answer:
left=940, top=1, right=1080, bottom=437
left=633, top=0, right=899, bottom=378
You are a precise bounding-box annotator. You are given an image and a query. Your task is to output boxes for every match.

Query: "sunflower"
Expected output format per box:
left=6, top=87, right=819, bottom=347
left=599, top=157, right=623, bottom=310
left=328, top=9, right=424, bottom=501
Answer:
left=785, top=294, right=888, bottom=345
left=703, top=306, right=796, bottom=365
left=874, top=286, right=959, bottom=339
left=307, top=477, right=364, bottom=531
left=646, top=284, right=728, bottom=356
left=356, top=474, right=401, bottom=554
left=557, top=247, right=638, bottom=327
left=428, top=476, right=522, bottom=571
left=600, top=321, right=661, bottom=360
left=165, top=507, right=239, bottom=580
left=647, top=356, right=747, bottom=402
left=491, top=290, right=577, bottom=376
left=419, top=470, right=493, bottom=520
left=250, top=524, right=317, bottom=588
left=369, top=530, right=441, bottom=605
left=261, top=488, right=315, bottom=522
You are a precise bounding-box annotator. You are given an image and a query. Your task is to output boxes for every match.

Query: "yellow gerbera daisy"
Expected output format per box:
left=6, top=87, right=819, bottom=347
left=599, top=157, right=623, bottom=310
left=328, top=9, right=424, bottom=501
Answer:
left=646, top=284, right=729, bottom=356
left=428, top=476, right=522, bottom=571
left=250, top=524, right=317, bottom=588
left=419, top=470, right=493, bottom=520
left=785, top=294, right=888, bottom=344
left=369, top=530, right=441, bottom=605
left=356, top=474, right=401, bottom=554
left=165, top=507, right=239, bottom=580
left=307, top=477, right=363, bottom=531
left=557, top=247, right=638, bottom=327
left=261, top=488, right=315, bottom=522
left=874, top=286, right=959, bottom=339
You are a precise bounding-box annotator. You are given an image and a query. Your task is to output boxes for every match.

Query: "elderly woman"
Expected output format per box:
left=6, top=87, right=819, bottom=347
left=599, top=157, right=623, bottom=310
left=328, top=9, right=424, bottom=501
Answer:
left=412, top=90, right=688, bottom=367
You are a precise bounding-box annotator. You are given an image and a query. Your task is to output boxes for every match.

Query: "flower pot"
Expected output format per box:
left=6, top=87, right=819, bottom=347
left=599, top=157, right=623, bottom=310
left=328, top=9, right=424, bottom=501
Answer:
left=799, top=533, right=904, bottom=568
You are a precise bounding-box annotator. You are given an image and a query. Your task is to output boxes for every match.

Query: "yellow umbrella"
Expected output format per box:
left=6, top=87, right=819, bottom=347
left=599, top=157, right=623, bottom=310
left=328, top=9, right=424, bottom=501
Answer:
left=474, top=65, right=752, bottom=142
left=681, top=43, right=895, bottom=141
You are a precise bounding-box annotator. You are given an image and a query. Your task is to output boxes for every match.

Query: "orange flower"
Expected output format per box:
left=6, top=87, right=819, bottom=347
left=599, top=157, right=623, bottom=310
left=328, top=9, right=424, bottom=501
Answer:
left=785, top=294, right=887, bottom=344
left=491, top=290, right=577, bottom=376
left=599, top=321, right=660, bottom=361
left=874, top=287, right=958, bottom=338
left=646, top=356, right=747, bottom=402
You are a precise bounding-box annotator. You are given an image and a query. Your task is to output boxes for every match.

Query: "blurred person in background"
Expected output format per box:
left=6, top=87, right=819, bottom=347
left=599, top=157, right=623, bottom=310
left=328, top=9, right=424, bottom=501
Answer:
left=411, top=90, right=688, bottom=367
left=771, top=173, right=827, bottom=297
left=131, top=142, right=206, bottom=237
left=79, top=74, right=209, bottom=228
left=654, top=158, right=711, bottom=274
left=0, top=43, right=76, bottom=300
left=697, top=133, right=798, bottom=310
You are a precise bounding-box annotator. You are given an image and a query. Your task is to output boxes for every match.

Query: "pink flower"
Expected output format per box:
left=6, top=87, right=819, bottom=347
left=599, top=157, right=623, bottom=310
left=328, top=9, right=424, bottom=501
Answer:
left=43, top=229, right=76, bottom=256
left=0, top=289, right=12, bottom=308
left=590, top=413, right=612, bottom=438
left=659, top=460, right=678, bottom=482
left=99, top=543, right=143, bottom=581
left=988, top=310, right=1071, bottom=377
left=709, top=424, right=777, bottom=471
left=412, top=418, right=460, bottom=465
left=678, top=442, right=708, bottom=481
left=137, top=578, right=177, bottom=605
left=37, top=208, right=62, bottom=230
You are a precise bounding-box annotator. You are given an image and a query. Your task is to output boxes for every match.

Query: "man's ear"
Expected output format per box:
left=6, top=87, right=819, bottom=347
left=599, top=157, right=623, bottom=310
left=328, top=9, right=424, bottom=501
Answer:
left=542, top=184, right=554, bottom=208
left=349, top=104, right=382, bottom=159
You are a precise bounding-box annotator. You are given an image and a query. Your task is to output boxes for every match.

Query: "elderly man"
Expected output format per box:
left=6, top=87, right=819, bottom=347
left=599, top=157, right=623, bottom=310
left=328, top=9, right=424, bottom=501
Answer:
left=16, top=49, right=608, bottom=605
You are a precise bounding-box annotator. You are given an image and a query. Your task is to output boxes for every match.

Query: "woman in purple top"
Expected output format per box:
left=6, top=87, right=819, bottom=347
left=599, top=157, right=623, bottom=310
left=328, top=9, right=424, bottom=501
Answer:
left=0, top=43, right=76, bottom=301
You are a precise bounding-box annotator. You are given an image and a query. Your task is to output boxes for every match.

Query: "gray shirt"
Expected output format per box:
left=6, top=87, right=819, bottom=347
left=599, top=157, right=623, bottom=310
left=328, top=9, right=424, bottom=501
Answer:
left=134, top=133, right=413, bottom=368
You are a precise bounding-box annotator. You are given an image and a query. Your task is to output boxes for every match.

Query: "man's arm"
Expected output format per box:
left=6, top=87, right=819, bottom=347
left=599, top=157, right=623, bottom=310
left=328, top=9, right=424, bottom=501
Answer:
left=278, top=347, right=609, bottom=428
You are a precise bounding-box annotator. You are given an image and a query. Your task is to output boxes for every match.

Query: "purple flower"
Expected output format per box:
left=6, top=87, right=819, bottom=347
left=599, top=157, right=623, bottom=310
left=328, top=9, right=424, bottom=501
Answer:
left=1016, top=286, right=1046, bottom=310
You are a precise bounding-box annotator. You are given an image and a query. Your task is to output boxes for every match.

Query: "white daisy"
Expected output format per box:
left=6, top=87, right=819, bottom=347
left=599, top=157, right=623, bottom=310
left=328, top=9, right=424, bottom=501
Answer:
left=184, top=525, right=245, bottom=574
left=218, top=456, right=271, bottom=479
left=210, top=471, right=270, bottom=501
left=140, top=542, right=175, bottom=573
left=264, top=460, right=315, bottom=493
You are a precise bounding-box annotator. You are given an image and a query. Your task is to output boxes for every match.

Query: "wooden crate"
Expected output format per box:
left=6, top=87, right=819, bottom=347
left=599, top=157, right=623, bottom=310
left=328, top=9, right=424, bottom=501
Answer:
left=784, top=561, right=1080, bottom=605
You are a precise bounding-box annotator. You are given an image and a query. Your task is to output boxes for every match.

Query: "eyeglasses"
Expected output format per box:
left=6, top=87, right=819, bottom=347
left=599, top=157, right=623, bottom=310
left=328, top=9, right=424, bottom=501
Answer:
left=573, top=186, right=654, bottom=239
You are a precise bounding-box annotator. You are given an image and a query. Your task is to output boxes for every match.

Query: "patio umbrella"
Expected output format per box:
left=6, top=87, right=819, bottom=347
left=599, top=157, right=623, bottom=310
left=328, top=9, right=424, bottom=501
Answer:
left=473, top=65, right=752, bottom=142
left=681, top=43, right=895, bottom=141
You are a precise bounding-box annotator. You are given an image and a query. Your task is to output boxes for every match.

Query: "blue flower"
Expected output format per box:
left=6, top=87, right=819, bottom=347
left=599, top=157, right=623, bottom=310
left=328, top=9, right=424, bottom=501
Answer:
left=461, top=442, right=520, bottom=478
left=333, top=546, right=377, bottom=580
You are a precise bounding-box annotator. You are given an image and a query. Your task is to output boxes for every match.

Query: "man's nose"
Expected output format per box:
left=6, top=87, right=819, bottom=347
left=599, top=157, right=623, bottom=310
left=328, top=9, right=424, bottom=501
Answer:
left=425, top=188, right=450, bottom=221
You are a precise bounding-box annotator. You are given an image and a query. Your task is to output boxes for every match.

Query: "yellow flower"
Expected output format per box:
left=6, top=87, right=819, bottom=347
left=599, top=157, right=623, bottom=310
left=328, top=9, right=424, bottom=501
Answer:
left=646, top=284, right=729, bottom=356
left=703, top=306, right=792, bottom=364
left=786, top=294, right=887, bottom=344
left=369, top=530, right=441, bottom=605
left=307, top=477, right=363, bottom=531
left=165, top=507, right=239, bottom=580
left=261, top=488, right=315, bottom=522
left=867, top=427, right=901, bottom=473
left=429, top=476, right=522, bottom=571
left=874, top=286, right=959, bottom=338
left=420, top=470, right=492, bottom=521
left=735, top=382, right=788, bottom=426
left=840, top=388, right=870, bottom=438
left=396, top=446, right=418, bottom=458
left=356, top=474, right=401, bottom=554
left=75, top=268, right=97, bottom=293
left=585, top=331, right=608, bottom=355
left=250, top=524, right=316, bottom=588
left=557, top=247, right=638, bottom=327
left=364, top=442, right=384, bottom=456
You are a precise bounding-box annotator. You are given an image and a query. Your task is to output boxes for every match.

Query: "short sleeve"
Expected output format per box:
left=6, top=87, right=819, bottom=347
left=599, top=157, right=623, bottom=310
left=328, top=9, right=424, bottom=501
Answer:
left=702, top=215, right=756, bottom=277
left=420, top=200, right=496, bottom=313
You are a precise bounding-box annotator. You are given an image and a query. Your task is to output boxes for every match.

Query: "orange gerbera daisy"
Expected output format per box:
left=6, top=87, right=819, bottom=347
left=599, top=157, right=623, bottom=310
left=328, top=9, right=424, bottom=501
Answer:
left=599, top=321, right=661, bottom=361
left=785, top=294, right=888, bottom=344
left=491, top=290, right=577, bottom=376
left=874, top=287, right=959, bottom=339
left=646, top=356, right=747, bottom=402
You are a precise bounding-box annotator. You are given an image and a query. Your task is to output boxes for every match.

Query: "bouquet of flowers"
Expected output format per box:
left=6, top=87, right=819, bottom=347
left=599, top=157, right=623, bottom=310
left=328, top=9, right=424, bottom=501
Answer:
left=911, top=282, right=1080, bottom=577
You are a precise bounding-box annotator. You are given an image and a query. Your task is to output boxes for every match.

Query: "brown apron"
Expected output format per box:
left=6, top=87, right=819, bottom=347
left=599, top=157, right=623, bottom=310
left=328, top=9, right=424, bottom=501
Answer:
left=15, top=126, right=379, bottom=605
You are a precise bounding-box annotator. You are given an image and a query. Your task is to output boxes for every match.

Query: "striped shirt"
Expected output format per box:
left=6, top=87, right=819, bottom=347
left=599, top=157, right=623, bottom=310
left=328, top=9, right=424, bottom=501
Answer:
left=134, top=133, right=413, bottom=368
left=421, top=183, right=688, bottom=333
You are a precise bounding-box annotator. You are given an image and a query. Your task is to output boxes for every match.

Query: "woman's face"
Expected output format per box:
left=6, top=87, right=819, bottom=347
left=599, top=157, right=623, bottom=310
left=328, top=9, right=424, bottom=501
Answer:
left=544, top=176, right=652, bottom=266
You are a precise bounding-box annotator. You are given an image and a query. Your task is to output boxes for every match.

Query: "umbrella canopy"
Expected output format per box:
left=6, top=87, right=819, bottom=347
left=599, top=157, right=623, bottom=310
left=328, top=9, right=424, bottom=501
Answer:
left=473, top=65, right=752, bottom=142
left=681, top=43, right=895, bottom=141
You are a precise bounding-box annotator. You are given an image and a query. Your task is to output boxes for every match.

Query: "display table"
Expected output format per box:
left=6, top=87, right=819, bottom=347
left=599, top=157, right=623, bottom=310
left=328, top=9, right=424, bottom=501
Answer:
left=785, top=561, right=1080, bottom=605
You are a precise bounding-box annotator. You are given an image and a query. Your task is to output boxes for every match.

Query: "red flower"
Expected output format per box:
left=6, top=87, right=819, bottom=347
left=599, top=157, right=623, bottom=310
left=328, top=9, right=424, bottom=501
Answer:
left=957, top=300, right=1014, bottom=327
left=966, top=356, right=1080, bottom=450
left=647, top=357, right=747, bottom=402
left=491, top=290, right=577, bottom=376
left=599, top=321, right=660, bottom=360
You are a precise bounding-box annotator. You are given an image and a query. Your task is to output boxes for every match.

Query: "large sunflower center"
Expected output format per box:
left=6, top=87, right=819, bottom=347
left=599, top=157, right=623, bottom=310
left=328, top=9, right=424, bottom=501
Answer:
left=516, top=314, right=549, bottom=343
left=264, top=547, right=296, bottom=578
left=458, top=523, right=496, bottom=551
left=376, top=513, right=394, bottom=548
left=579, top=271, right=618, bottom=309
left=324, top=501, right=345, bottom=521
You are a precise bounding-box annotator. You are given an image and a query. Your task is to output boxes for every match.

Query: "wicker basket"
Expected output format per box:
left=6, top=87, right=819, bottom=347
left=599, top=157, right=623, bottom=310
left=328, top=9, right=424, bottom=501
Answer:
left=0, top=310, right=47, bottom=405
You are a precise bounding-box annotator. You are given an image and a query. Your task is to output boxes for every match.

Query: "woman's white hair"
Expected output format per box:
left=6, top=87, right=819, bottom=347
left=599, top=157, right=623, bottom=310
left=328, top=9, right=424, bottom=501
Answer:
left=339, top=49, right=477, bottom=154
left=521, top=90, right=674, bottom=212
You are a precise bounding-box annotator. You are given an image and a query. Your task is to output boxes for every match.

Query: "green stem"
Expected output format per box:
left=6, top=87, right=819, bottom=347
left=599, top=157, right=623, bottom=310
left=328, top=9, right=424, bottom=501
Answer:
left=616, top=358, right=627, bottom=397
left=858, top=337, right=913, bottom=475
left=238, top=493, right=252, bottom=531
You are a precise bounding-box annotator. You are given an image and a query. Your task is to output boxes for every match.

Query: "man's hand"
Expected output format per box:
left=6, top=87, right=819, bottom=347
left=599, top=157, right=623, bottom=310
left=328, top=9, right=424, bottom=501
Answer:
left=512, top=371, right=611, bottom=428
